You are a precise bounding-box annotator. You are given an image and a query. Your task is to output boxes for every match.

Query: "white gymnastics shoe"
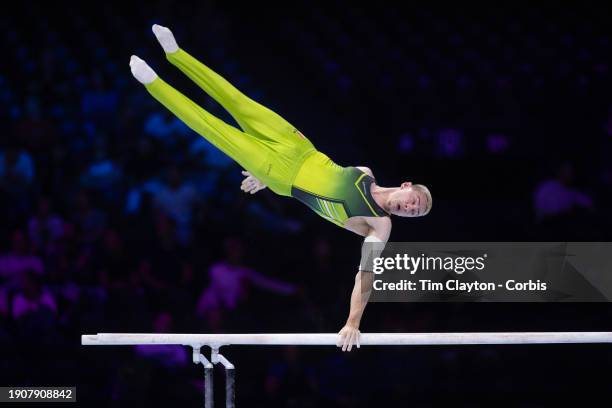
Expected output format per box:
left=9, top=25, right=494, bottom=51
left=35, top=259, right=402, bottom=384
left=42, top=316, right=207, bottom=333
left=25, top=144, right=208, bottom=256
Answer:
left=152, top=24, right=179, bottom=54
left=129, top=55, right=158, bottom=85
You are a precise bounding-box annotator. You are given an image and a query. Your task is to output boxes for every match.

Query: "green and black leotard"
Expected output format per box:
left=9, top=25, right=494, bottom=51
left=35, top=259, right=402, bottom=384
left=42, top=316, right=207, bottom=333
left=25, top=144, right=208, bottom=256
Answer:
left=291, top=151, right=389, bottom=227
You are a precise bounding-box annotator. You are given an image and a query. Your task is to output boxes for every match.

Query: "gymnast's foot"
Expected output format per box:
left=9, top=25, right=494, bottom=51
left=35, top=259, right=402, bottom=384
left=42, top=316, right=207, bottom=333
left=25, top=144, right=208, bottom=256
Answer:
left=152, top=24, right=179, bottom=54
left=129, top=55, right=158, bottom=85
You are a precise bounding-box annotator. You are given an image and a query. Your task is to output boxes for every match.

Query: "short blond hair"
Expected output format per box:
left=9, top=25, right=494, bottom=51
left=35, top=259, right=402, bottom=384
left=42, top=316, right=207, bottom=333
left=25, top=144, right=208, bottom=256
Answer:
left=413, top=184, right=432, bottom=215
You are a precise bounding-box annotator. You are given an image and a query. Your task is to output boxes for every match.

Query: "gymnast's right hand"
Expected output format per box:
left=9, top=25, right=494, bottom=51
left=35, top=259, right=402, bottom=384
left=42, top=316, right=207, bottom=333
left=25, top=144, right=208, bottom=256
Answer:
left=337, top=324, right=361, bottom=352
left=240, top=171, right=267, bottom=194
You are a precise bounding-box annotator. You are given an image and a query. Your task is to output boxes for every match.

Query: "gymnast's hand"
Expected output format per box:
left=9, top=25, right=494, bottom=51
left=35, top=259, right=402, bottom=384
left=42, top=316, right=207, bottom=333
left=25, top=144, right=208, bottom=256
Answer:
left=337, top=324, right=361, bottom=352
left=240, top=171, right=267, bottom=194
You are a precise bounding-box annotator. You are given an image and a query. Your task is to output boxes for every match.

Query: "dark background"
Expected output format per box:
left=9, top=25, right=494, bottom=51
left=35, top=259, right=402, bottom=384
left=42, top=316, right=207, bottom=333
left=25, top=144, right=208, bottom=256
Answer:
left=1, top=1, right=611, bottom=407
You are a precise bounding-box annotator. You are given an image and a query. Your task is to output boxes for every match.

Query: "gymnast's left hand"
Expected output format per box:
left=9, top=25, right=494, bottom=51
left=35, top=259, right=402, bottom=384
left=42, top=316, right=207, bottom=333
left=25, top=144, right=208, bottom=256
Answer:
left=337, top=324, right=361, bottom=352
left=240, top=171, right=267, bottom=194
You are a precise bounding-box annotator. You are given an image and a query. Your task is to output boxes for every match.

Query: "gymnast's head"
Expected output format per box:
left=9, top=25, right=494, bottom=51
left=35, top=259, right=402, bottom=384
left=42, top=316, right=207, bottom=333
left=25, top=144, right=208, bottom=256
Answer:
left=387, top=182, right=432, bottom=217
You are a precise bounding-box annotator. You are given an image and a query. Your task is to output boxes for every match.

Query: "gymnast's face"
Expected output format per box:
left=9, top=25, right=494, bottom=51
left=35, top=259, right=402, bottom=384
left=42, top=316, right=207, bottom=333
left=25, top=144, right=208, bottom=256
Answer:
left=388, top=182, right=427, bottom=217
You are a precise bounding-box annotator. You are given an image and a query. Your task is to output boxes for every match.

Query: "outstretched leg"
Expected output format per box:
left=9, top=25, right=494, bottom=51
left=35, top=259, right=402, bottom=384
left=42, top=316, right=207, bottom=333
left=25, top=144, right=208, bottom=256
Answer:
left=130, top=56, right=272, bottom=184
left=152, top=25, right=308, bottom=146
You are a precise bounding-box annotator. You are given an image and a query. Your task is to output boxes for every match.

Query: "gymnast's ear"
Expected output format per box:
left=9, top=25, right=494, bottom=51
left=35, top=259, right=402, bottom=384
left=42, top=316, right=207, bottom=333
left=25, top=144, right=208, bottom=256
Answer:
left=400, top=182, right=412, bottom=189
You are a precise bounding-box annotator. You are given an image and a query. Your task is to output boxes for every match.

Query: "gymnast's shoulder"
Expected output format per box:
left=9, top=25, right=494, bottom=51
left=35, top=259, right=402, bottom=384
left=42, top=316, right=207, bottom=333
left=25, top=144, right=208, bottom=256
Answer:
left=356, top=166, right=374, bottom=177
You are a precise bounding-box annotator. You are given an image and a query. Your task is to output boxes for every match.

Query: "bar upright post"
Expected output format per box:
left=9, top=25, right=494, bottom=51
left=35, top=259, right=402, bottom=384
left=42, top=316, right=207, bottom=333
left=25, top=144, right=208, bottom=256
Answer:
left=193, top=346, right=214, bottom=408
left=211, top=347, right=235, bottom=408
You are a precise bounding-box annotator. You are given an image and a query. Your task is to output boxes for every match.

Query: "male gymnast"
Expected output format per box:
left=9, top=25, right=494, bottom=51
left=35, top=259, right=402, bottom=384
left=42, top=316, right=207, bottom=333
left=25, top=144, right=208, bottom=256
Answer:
left=129, top=25, right=432, bottom=352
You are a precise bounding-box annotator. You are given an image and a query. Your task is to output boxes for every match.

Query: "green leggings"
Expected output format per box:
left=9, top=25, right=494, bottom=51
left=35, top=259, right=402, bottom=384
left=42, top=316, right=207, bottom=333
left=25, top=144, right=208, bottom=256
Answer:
left=144, top=48, right=316, bottom=196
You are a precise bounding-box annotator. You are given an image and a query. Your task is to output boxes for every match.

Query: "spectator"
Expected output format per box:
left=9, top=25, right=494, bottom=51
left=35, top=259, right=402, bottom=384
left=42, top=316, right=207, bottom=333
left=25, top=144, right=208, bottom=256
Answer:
left=0, top=145, right=36, bottom=218
left=122, top=136, right=161, bottom=186
left=0, top=230, right=44, bottom=290
left=13, top=95, right=56, bottom=154
left=189, top=136, right=234, bottom=169
left=95, top=229, right=131, bottom=290
left=80, top=138, right=123, bottom=201
left=12, top=269, right=59, bottom=349
left=533, top=162, right=594, bottom=221
left=12, top=269, right=57, bottom=320
left=153, top=166, right=201, bottom=244
left=144, top=111, right=190, bottom=145
left=137, top=212, right=193, bottom=294
left=196, top=237, right=296, bottom=329
left=72, top=189, right=107, bottom=244
left=27, top=196, right=65, bottom=256
left=81, top=70, right=119, bottom=125
left=124, top=176, right=164, bottom=216
left=134, top=311, right=189, bottom=368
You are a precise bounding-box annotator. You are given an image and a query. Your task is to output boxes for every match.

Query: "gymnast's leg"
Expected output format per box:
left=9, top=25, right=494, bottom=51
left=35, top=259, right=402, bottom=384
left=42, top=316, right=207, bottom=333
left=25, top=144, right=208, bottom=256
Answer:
left=152, top=24, right=309, bottom=147
left=129, top=55, right=271, bottom=182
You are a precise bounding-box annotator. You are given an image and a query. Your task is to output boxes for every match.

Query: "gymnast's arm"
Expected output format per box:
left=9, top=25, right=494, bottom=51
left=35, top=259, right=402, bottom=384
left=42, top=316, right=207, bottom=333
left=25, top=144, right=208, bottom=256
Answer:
left=337, top=218, right=391, bottom=352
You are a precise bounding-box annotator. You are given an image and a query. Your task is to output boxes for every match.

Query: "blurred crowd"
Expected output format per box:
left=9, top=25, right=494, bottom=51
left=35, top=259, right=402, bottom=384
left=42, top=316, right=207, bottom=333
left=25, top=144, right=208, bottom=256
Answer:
left=1, top=2, right=612, bottom=406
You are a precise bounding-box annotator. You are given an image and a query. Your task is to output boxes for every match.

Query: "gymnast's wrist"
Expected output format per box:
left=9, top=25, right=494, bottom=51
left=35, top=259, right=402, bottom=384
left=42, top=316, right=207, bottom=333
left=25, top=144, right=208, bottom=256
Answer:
left=345, top=317, right=361, bottom=329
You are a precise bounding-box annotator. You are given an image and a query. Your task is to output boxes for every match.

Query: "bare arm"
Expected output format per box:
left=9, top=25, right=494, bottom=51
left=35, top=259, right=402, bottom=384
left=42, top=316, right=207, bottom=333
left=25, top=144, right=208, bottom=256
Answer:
left=346, top=270, right=374, bottom=328
left=337, top=220, right=391, bottom=352
left=337, top=270, right=374, bottom=352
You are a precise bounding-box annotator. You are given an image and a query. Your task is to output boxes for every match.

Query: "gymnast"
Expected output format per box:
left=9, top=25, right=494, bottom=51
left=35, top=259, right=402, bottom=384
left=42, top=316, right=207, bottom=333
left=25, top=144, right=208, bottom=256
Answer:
left=129, top=25, right=432, bottom=352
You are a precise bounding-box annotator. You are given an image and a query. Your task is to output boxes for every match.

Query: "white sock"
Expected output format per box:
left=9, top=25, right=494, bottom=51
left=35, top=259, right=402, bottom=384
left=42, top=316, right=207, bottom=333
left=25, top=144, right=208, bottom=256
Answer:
left=152, top=24, right=179, bottom=54
left=129, top=55, right=158, bottom=85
